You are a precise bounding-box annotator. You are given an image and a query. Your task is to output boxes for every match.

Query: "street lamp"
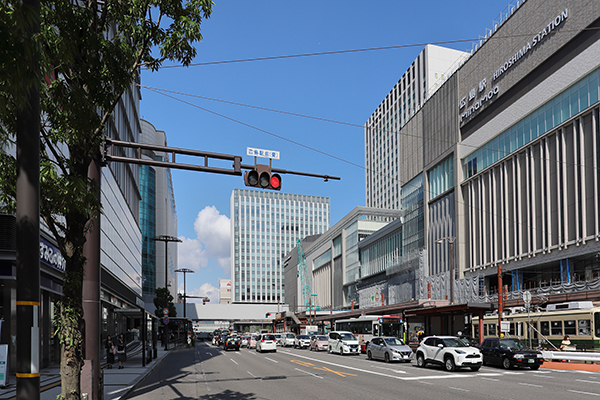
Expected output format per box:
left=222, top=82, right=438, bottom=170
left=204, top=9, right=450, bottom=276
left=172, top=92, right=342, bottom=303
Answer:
left=435, top=237, right=456, bottom=303
left=151, top=235, right=182, bottom=291
left=175, top=268, right=195, bottom=318
left=151, top=235, right=181, bottom=351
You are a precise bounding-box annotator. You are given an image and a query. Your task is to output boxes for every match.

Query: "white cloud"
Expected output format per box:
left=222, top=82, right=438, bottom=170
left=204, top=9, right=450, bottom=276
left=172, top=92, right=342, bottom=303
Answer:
left=184, top=283, right=219, bottom=304
left=177, top=206, right=230, bottom=274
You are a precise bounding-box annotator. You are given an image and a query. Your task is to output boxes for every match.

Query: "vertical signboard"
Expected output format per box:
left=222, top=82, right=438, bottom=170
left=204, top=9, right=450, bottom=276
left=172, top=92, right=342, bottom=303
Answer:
left=0, top=344, right=8, bottom=387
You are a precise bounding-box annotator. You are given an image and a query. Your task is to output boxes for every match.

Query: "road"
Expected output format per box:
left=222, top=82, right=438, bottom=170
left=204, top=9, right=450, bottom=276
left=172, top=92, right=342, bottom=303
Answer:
left=125, top=342, right=600, bottom=400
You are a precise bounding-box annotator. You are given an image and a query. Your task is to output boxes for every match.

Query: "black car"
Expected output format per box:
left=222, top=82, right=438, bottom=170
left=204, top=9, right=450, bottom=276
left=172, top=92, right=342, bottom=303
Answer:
left=224, top=335, right=241, bottom=351
left=478, top=338, right=544, bottom=370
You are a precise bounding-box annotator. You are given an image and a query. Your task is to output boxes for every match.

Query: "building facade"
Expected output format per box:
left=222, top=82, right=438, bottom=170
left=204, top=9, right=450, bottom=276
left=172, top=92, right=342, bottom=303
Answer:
left=219, top=279, right=232, bottom=304
left=139, top=119, right=179, bottom=306
left=364, top=0, right=600, bottom=306
left=285, top=207, right=401, bottom=312
left=364, top=44, right=469, bottom=210
left=230, top=189, right=330, bottom=304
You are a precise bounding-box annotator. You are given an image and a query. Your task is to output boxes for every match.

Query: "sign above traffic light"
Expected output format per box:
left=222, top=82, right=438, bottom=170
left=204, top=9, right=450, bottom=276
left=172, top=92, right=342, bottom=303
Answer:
left=244, top=164, right=282, bottom=190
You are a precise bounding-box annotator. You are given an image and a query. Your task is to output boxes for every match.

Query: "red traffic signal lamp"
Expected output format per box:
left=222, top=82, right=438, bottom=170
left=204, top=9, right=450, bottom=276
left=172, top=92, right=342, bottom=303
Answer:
left=244, top=164, right=282, bottom=190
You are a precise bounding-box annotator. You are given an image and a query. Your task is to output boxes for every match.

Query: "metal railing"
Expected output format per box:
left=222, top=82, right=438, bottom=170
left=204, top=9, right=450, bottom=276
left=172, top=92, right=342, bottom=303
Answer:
left=541, top=350, right=600, bottom=363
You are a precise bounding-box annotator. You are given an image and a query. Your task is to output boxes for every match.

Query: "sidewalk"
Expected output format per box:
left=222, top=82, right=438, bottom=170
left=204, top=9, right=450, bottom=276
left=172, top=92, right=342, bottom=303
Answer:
left=0, top=345, right=175, bottom=400
left=541, top=360, right=600, bottom=372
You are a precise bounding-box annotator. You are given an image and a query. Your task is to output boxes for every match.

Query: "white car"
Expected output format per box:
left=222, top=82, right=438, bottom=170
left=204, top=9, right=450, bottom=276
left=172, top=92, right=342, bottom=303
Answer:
left=328, top=331, right=360, bottom=355
left=415, top=336, right=482, bottom=372
left=256, top=333, right=277, bottom=353
left=282, top=333, right=296, bottom=347
left=294, top=335, right=311, bottom=349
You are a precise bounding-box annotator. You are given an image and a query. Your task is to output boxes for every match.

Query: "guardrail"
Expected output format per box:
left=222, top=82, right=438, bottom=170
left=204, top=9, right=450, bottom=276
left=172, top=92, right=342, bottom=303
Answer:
left=541, top=350, right=600, bottom=363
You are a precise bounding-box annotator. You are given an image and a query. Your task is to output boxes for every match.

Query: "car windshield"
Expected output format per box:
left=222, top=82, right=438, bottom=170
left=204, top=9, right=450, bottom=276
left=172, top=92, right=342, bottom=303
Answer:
left=298, top=335, right=309, bottom=339
left=499, top=339, right=527, bottom=350
left=442, top=338, right=467, bottom=347
left=286, top=334, right=295, bottom=338
left=316, top=336, right=327, bottom=341
left=383, top=337, right=405, bottom=346
left=339, top=333, right=355, bottom=341
left=263, top=335, right=275, bottom=340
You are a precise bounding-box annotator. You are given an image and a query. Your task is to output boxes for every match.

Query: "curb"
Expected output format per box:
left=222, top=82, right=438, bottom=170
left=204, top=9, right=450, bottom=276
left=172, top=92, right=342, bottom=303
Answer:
left=118, top=351, right=173, bottom=400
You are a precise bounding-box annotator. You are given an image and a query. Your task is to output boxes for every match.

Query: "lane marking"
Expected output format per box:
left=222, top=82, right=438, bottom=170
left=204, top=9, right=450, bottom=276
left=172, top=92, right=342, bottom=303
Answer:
left=373, top=365, right=408, bottom=374
left=576, top=379, right=600, bottom=385
left=518, top=382, right=543, bottom=388
left=230, top=358, right=238, bottom=365
left=419, top=381, right=434, bottom=385
left=265, top=357, right=278, bottom=363
left=568, top=390, right=600, bottom=397
left=313, top=366, right=357, bottom=377
left=449, top=387, right=470, bottom=392
left=481, top=377, right=499, bottom=382
left=247, top=371, right=256, bottom=378
left=295, top=368, right=324, bottom=379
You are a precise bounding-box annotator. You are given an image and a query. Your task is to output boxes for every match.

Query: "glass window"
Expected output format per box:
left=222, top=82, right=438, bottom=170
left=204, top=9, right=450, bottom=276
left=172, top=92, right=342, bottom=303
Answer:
left=551, top=321, right=562, bottom=336
left=541, top=321, right=549, bottom=336
left=487, top=323, right=496, bottom=336
left=578, top=319, right=591, bottom=336
left=564, top=320, right=576, bottom=335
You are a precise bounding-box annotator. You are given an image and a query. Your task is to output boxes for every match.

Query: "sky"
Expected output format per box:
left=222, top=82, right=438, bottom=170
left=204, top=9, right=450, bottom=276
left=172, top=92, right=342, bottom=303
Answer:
left=139, top=0, right=513, bottom=303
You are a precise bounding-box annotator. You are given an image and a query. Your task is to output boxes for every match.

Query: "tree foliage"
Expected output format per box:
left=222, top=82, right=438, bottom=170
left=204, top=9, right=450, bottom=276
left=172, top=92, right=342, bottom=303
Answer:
left=0, top=1, right=212, bottom=398
left=153, top=287, right=177, bottom=318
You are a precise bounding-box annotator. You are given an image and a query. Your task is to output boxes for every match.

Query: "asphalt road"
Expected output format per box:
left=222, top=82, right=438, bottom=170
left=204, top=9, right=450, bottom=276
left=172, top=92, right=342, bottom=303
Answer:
left=125, top=342, right=600, bottom=400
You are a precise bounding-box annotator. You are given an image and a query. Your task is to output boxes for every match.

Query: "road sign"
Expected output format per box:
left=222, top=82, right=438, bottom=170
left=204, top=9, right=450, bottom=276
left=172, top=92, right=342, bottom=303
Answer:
left=500, top=321, right=510, bottom=333
left=523, top=291, right=531, bottom=303
left=247, top=147, right=280, bottom=160
left=163, top=317, right=169, bottom=324
left=162, top=308, right=169, bottom=315
left=0, top=344, right=8, bottom=387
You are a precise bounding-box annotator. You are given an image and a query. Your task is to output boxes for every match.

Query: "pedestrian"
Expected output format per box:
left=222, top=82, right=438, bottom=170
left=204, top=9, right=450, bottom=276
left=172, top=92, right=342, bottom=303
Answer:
left=117, top=333, right=126, bottom=369
left=560, top=335, right=571, bottom=351
left=105, top=335, right=115, bottom=369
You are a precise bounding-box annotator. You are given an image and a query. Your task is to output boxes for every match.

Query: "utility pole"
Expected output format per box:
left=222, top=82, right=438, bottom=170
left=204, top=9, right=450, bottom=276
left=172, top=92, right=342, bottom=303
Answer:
left=175, top=268, right=194, bottom=318
left=16, top=1, right=41, bottom=398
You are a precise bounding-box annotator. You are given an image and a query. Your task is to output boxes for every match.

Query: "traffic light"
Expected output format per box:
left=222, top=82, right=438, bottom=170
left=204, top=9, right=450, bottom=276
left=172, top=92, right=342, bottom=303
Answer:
left=244, top=164, right=282, bottom=190
left=266, top=313, right=271, bottom=318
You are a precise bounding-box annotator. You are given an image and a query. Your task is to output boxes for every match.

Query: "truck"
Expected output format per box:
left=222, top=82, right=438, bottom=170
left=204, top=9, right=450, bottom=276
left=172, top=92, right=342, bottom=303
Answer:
left=300, top=325, right=318, bottom=336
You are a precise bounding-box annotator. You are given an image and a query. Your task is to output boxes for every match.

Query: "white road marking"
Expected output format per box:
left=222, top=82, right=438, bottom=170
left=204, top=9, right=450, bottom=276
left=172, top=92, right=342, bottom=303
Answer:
left=265, top=357, right=278, bottom=363
left=576, top=379, right=600, bottom=385
left=247, top=371, right=256, bottom=378
left=449, top=387, right=470, bottom=392
left=481, top=377, right=499, bottom=382
left=295, top=368, right=324, bottom=379
left=518, top=382, right=543, bottom=388
left=568, top=390, right=600, bottom=397
left=373, top=365, right=408, bottom=374
left=419, top=381, right=434, bottom=385
left=230, top=358, right=238, bottom=365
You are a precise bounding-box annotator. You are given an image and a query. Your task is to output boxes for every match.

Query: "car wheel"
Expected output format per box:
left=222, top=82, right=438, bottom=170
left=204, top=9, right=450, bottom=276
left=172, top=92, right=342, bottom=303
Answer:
left=328, top=346, right=332, bottom=354
left=502, top=357, right=512, bottom=369
left=384, top=353, right=390, bottom=363
left=367, top=350, right=372, bottom=360
left=470, top=366, right=481, bottom=372
left=416, top=353, right=426, bottom=368
left=444, top=356, right=456, bottom=372
left=530, top=365, right=540, bottom=370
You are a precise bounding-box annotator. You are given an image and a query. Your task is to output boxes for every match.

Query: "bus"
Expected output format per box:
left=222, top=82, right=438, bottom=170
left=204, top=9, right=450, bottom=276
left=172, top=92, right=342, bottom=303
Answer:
left=335, top=315, right=404, bottom=352
left=471, top=301, right=600, bottom=350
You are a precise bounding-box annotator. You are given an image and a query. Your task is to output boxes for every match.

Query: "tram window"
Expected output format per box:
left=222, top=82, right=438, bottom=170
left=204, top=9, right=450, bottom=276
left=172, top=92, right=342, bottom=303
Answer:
left=509, top=323, right=515, bottom=335
left=551, top=321, right=563, bottom=336
left=594, top=312, right=600, bottom=336
left=578, top=320, right=591, bottom=336
left=541, top=321, right=549, bottom=336
left=488, top=323, right=496, bottom=336
left=532, top=322, right=538, bottom=339
left=564, top=320, right=576, bottom=335
left=483, top=324, right=487, bottom=336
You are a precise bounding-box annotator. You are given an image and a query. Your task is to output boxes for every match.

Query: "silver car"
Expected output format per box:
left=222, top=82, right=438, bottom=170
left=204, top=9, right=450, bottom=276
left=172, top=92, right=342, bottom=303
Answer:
left=367, top=337, right=414, bottom=363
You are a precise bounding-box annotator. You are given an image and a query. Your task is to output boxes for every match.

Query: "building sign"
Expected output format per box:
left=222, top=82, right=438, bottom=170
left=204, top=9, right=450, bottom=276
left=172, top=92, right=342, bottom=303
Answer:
left=460, top=8, right=568, bottom=124
left=40, top=237, right=66, bottom=273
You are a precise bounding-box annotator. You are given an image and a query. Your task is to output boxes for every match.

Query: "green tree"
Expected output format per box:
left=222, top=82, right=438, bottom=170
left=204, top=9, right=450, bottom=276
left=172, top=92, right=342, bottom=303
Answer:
left=153, top=287, right=177, bottom=319
left=0, top=1, right=212, bottom=398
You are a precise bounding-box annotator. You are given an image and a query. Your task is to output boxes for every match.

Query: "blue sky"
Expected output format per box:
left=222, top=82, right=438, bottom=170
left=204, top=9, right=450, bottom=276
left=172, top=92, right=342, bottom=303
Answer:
left=140, top=0, right=512, bottom=302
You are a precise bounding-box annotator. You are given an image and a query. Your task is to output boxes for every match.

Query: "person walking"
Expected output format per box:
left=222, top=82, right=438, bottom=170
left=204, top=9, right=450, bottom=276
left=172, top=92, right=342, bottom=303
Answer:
left=117, top=333, right=126, bottom=369
left=105, top=335, right=115, bottom=369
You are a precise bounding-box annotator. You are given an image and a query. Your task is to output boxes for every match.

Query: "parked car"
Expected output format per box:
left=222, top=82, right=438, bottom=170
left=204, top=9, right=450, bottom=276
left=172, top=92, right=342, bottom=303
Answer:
left=256, top=333, right=277, bottom=353
left=224, top=335, right=241, bottom=351
left=309, top=335, right=328, bottom=351
left=415, top=336, right=482, bottom=371
left=282, top=333, right=296, bottom=347
left=478, top=338, right=544, bottom=370
left=294, top=335, right=311, bottom=349
left=328, top=331, right=360, bottom=355
left=367, top=337, right=413, bottom=363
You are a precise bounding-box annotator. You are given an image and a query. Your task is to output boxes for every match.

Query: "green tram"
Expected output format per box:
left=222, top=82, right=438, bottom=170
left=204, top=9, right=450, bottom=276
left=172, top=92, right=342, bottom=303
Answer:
left=471, top=301, right=600, bottom=350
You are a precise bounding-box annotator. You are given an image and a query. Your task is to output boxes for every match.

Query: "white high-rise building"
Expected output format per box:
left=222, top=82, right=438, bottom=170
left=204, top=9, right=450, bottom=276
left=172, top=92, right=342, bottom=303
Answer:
left=230, top=189, right=330, bottom=303
left=364, top=44, right=469, bottom=210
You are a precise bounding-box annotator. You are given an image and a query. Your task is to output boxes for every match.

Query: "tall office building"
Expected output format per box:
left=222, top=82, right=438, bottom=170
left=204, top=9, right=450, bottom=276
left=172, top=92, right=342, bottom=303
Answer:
left=219, top=279, right=232, bottom=304
left=364, top=44, right=469, bottom=210
left=231, top=189, right=330, bottom=303
left=139, top=119, right=179, bottom=304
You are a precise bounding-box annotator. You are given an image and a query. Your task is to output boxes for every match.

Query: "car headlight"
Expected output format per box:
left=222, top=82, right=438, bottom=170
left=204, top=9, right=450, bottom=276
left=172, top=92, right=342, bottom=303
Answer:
left=514, top=354, right=524, bottom=359
left=392, top=349, right=401, bottom=354
left=537, top=354, right=543, bottom=358
left=454, top=349, right=466, bottom=354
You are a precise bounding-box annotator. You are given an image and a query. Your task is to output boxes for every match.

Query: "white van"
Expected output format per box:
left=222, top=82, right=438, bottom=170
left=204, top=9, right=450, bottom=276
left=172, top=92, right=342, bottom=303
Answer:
left=328, top=331, right=360, bottom=355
